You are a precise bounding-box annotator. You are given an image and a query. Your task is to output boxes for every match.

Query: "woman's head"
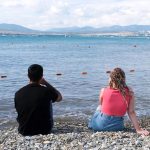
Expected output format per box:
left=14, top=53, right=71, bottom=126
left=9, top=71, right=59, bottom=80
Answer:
left=109, top=68, right=126, bottom=96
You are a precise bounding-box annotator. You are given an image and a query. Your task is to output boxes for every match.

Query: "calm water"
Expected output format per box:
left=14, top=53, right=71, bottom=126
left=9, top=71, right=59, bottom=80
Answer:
left=0, top=34, right=150, bottom=126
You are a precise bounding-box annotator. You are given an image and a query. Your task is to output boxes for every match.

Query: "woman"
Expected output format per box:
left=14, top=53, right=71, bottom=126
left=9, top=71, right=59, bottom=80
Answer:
left=88, top=68, right=149, bottom=136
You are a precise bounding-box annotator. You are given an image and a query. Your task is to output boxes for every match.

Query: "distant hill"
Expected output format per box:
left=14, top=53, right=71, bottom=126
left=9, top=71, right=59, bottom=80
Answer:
left=48, top=26, right=96, bottom=33
left=1, top=23, right=150, bottom=34
left=0, top=23, right=37, bottom=33
left=99, top=25, right=150, bottom=32
left=47, top=25, right=150, bottom=33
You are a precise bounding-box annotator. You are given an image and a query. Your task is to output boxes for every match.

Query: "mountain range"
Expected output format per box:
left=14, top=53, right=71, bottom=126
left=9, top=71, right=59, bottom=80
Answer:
left=0, top=23, right=37, bottom=33
left=48, top=25, right=150, bottom=33
left=0, top=23, right=150, bottom=34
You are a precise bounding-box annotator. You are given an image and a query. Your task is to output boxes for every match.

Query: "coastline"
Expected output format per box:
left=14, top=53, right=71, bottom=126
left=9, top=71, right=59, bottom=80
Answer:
left=0, top=116, right=149, bottom=149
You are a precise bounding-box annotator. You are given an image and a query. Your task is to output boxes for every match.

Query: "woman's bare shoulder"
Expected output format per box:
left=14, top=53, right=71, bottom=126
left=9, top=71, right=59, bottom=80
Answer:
left=100, top=87, right=108, bottom=94
left=127, top=86, right=134, bottom=94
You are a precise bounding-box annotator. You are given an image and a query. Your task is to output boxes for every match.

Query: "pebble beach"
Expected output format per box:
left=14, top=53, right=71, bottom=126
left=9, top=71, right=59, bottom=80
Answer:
left=0, top=116, right=149, bottom=150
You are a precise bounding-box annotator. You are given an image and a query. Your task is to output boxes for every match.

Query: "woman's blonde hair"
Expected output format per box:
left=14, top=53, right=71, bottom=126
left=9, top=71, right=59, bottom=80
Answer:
left=109, top=68, right=127, bottom=97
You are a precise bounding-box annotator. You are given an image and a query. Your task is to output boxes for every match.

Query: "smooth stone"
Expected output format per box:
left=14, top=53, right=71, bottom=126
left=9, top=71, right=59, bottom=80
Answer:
left=43, top=140, right=51, bottom=144
left=101, top=143, right=107, bottom=148
left=135, top=140, right=142, bottom=146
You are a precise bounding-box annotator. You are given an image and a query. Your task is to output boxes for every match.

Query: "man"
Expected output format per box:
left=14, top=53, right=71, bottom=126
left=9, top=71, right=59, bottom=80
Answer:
left=15, top=64, right=62, bottom=136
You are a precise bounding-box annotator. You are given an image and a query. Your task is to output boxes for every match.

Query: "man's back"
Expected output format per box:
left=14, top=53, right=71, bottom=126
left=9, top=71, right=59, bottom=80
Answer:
left=15, top=83, right=58, bottom=136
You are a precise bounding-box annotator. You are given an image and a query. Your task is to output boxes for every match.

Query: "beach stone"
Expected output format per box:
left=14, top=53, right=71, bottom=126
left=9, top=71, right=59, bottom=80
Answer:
left=135, top=139, right=142, bottom=147
left=111, top=141, right=117, bottom=146
left=34, top=142, right=41, bottom=148
left=43, top=140, right=51, bottom=144
left=0, top=117, right=150, bottom=150
left=101, top=143, right=107, bottom=148
left=92, top=146, right=101, bottom=150
left=25, top=136, right=31, bottom=140
left=121, top=148, right=127, bottom=150
left=43, top=144, right=48, bottom=149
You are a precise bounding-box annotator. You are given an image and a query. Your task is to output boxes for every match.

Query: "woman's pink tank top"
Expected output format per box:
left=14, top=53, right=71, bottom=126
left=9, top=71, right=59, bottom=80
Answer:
left=101, top=87, right=131, bottom=116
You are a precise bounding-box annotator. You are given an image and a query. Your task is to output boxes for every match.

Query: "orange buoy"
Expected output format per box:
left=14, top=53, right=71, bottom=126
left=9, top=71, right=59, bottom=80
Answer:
left=56, top=73, right=62, bottom=76
left=130, top=69, right=135, bottom=72
left=82, top=72, right=87, bottom=75
left=106, top=71, right=111, bottom=74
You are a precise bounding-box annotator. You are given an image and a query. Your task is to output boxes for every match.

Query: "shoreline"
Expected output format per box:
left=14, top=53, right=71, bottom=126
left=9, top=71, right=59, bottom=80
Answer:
left=0, top=115, right=149, bottom=130
left=0, top=116, right=149, bottom=149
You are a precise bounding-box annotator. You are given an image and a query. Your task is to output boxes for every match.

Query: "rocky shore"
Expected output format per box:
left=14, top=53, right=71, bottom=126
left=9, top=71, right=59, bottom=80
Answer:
left=0, top=116, right=150, bottom=150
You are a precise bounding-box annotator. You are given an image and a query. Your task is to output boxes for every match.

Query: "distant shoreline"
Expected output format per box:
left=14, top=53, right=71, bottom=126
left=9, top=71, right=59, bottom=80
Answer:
left=0, top=31, right=150, bottom=36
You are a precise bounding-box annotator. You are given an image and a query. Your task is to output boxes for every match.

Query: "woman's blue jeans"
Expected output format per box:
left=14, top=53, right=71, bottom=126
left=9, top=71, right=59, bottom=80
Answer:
left=88, top=110, right=125, bottom=132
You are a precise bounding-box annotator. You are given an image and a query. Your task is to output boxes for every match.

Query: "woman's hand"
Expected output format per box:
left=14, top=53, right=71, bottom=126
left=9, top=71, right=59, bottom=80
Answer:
left=136, top=128, right=149, bottom=136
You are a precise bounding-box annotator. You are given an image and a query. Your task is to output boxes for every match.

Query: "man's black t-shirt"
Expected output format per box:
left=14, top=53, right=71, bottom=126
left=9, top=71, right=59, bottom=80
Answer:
left=14, top=83, right=58, bottom=136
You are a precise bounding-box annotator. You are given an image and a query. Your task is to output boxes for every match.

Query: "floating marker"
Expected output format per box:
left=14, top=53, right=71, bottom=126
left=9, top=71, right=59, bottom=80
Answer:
left=130, top=69, right=135, bottom=72
left=106, top=71, right=111, bottom=74
left=56, top=73, right=62, bottom=76
left=82, top=72, right=87, bottom=75
left=1, top=75, right=7, bottom=78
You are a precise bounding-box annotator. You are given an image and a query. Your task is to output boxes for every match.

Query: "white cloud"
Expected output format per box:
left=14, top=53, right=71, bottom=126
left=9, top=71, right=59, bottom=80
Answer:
left=0, top=0, right=150, bottom=30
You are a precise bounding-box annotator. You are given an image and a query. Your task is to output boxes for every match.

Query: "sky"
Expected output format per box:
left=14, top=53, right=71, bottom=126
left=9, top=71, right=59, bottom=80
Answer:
left=0, top=0, right=150, bottom=30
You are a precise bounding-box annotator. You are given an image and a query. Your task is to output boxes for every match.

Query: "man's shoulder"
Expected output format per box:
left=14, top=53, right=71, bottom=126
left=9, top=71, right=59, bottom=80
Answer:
left=15, top=84, right=48, bottom=95
left=15, top=84, right=29, bottom=95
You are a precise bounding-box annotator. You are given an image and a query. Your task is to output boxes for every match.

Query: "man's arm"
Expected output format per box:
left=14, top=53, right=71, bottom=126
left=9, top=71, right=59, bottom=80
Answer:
left=40, top=78, right=62, bottom=102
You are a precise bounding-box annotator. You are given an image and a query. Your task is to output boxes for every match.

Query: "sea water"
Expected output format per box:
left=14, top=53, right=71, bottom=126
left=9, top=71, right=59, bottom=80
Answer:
left=0, top=34, right=150, bottom=126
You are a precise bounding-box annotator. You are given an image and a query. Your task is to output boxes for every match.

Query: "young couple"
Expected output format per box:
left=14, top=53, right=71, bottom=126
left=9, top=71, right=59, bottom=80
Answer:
left=15, top=64, right=149, bottom=136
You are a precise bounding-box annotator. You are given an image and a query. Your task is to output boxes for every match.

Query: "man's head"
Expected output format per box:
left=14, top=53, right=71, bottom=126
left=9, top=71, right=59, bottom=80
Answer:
left=28, top=64, right=43, bottom=82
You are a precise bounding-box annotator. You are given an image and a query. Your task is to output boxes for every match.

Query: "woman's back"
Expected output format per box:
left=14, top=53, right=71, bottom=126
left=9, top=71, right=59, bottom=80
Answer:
left=101, top=87, right=130, bottom=116
left=89, top=67, right=149, bottom=135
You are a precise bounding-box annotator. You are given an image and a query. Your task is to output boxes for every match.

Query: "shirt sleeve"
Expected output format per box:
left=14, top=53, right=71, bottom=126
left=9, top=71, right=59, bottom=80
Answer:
left=46, top=87, right=59, bottom=103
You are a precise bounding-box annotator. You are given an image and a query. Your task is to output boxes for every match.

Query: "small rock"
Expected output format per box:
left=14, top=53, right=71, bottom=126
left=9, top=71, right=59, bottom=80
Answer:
left=135, top=140, right=142, bottom=147
left=101, top=143, right=107, bottom=148
left=43, top=140, right=51, bottom=144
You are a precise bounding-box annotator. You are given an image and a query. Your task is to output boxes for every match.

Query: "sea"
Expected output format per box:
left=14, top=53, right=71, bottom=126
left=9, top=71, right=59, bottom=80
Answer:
left=0, top=34, right=150, bottom=127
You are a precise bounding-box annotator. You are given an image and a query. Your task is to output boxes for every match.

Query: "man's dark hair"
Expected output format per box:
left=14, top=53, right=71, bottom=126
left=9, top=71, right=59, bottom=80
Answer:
left=28, top=64, right=43, bottom=82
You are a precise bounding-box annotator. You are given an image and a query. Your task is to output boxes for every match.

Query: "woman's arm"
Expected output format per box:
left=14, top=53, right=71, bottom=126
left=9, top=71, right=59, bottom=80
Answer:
left=127, top=89, right=149, bottom=136
left=99, top=88, right=105, bottom=105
